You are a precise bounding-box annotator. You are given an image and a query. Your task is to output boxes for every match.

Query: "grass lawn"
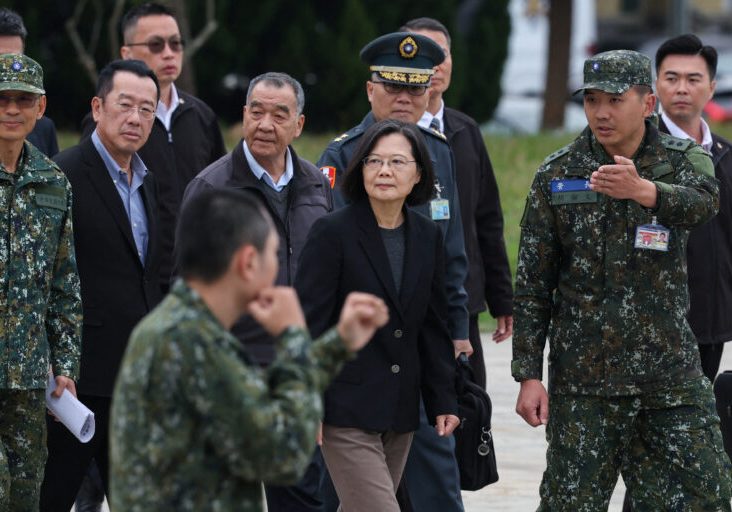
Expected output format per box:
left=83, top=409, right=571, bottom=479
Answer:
left=59, top=120, right=732, bottom=332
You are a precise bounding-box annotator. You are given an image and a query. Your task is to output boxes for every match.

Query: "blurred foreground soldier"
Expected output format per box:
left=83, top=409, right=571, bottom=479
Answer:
left=513, top=50, right=732, bottom=510
left=0, top=53, right=81, bottom=511
left=316, top=31, right=469, bottom=512
left=0, top=7, right=58, bottom=156
left=110, top=188, right=389, bottom=511
left=39, top=59, right=163, bottom=512
left=655, top=34, right=732, bottom=381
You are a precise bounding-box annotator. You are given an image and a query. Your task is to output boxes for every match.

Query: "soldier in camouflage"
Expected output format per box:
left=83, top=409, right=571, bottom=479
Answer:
left=0, top=53, right=82, bottom=511
left=513, top=50, right=732, bottom=510
left=109, top=188, right=389, bottom=511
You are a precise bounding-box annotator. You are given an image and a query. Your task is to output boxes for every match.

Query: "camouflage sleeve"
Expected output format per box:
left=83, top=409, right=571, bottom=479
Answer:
left=511, top=171, right=560, bottom=382
left=47, top=181, right=82, bottom=379
left=188, top=325, right=350, bottom=485
left=653, top=146, right=719, bottom=228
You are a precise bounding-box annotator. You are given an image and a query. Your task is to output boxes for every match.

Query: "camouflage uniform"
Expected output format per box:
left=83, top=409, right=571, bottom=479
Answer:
left=110, top=280, right=355, bottom=511
left=512, top=50, right=731, bottom=511
left=0, top=140, right=82, bottom=511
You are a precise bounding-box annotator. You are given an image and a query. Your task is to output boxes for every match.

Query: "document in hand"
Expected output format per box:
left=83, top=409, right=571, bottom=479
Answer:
left=45, top=374, right=95, bottom=443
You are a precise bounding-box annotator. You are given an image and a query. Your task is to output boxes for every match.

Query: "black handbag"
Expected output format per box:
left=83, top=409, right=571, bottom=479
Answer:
left=453, top=353, right=499, bottom=490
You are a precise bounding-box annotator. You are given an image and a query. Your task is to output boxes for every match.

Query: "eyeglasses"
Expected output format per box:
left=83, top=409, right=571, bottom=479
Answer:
left=125, top=36, right=185, bottom=54
left=0, top=93, right=39, bottom=109
left=111, top=101, right=156, bottom=121
left=362, top=156, right=416, bottom=171
left=372, top=81, right=428, bottom=97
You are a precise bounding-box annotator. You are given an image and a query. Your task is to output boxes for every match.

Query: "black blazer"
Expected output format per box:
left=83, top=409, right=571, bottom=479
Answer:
left=54, top=137, right=164, bottom=397
left=659, top=117, right=732, bottom=344
left=442, top=107, right=513, bottom=317
left=295, top=199, right=457, bottom=433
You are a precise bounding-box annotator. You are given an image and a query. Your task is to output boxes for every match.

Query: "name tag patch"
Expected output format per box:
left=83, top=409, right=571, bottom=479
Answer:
left=550, top=179, right=597, bottom=205
left=35, top=185, right=67, bottom=211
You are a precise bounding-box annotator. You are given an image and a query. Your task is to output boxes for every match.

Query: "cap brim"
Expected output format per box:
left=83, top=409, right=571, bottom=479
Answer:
left=573, top=82, right=631, bottom=95
left=0, top=82, right=45, bottom=95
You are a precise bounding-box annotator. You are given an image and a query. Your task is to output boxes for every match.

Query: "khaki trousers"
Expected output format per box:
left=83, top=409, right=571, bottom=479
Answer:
left=321, top=424, right=413, bottom=512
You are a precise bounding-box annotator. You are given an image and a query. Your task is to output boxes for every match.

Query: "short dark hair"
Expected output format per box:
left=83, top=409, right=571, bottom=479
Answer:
left=0, top=8, right=27, bottom=44
left=400, top=17, right=451, bottom=47
left=342, top=119, right=435, bottom=206
left=96, top=59, right=161, bottom=102
left=176, top=189, right=274, bottom=283
left=655, top=34, right=718, bottom=80
left=247, top=72, right=305, bottom=115
left=121, top=2, right=177, bottom=42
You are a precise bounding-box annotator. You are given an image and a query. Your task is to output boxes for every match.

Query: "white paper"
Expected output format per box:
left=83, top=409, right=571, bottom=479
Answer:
left=45, top=375, right=95, bottom=443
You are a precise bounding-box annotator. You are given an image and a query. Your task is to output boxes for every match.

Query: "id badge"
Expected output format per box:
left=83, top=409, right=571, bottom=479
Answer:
left=634, top=221, right=670, bottom=252
left=430, top=198, right=450, bottom=220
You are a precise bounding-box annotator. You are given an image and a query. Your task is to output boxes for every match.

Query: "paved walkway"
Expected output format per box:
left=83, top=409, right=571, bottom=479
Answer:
left=462, top=334, right=732, bottom=511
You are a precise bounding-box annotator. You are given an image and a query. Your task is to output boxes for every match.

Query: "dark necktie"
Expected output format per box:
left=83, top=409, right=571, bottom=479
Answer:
left=429, top=117, right=441, bottom=133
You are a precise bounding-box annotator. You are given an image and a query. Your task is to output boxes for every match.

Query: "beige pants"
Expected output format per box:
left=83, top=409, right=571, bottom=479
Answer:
left=321, top=425, right=413, bottom=512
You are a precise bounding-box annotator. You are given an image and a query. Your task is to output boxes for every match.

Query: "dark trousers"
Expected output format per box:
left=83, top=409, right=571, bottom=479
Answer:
left=468, top=314, right=486, bottom=389
left=401, top=400, right=464, bottom=512
left=700, top=343, right=725, bottom=382
left=39, top=395, right=110, bottom=512
left=265, top=447, right=326, bottom=512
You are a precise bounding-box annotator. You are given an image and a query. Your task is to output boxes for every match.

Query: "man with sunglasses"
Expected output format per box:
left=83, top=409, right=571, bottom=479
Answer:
left=314, top=32, right=469, bottom=512
left=40, top=59, right=163, bottom=512
left=0, top=53, right=81, bottom=512
left=83, top=2, right=226, bottom=295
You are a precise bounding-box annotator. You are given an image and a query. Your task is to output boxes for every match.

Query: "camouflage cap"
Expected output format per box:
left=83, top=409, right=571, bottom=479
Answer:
left=574, top=50, right=652, bottom=95
left=0, top=53, right=45, bottom=94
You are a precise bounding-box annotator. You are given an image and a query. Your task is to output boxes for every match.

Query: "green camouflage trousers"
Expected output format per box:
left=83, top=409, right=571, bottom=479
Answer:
left=539, top=376, right=732, bottom=511
left=0, top=389, right=47, bottom=512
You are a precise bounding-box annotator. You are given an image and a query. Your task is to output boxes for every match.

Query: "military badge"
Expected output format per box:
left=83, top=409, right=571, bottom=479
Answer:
left=11, top=60, right=22, bottom=72
left=399, top=36, right=418, bottom=59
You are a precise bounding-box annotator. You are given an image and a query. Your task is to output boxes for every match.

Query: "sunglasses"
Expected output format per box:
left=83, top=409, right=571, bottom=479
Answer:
left=126, top=36, right=185, bottom=54
left=371, top=81, right=428, bottom=97
left=0, top=93, right=40, bottom=109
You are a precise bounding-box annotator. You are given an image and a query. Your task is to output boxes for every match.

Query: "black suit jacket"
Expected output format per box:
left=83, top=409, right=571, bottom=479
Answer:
left=54, top=137, right=164, bottom=397
left=659, top=117, right=732, bottom=344
left=295, top=199, right=457, bottom=433
left=442, top=107, right=513, bottom=317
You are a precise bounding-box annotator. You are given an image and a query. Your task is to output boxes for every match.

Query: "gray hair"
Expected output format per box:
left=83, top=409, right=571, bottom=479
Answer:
left=246, top=72, right=305, bottom=115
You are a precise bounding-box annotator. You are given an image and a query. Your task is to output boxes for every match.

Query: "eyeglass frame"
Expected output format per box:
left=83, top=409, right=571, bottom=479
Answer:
left=125, top=36, right=185, bottom=54
left=362, top=156, right=417, bottom=171
left=370, top=80, right=429, bottom=97
left=0, top=93, right=41, bottom=110
left=101, top=99, right=156, bottom=121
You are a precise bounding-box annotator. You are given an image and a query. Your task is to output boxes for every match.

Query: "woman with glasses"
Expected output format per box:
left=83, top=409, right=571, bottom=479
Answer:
left=295, top=119, right=459, bottom=512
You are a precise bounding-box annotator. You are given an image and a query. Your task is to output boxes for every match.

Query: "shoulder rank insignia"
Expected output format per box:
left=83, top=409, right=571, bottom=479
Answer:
left=543, top=144, right=571, bottom=165
left=333, top=132, right=349, bottom=143
left=660, top=134, right=692, bottom=152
